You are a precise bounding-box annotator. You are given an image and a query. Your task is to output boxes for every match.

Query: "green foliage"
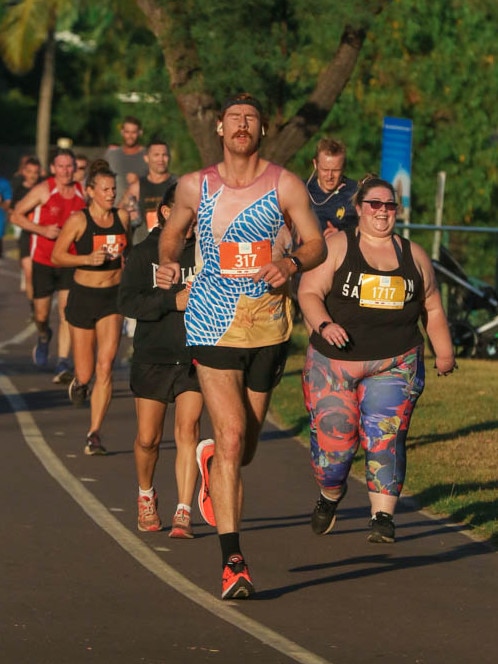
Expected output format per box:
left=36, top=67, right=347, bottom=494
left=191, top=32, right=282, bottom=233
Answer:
left=285, top=0, right=498, bottom=280
left=0, top=0, right=77, bottom=73
left=51, top=1, right=200, bottom=170
left=1, top=0, right=498, bottom=268
left=190, top=1, right=376, bottom=117
left=0, top=87, right=38, bottom=143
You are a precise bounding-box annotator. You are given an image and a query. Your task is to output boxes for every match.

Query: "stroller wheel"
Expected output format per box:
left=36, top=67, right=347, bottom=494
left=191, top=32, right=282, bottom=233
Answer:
left=476, top=337, right=498, bottom=359
left=449, top=320, right=478, bottom=358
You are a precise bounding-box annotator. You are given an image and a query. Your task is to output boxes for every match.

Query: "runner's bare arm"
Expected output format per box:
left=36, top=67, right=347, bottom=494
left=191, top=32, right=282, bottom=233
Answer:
left=281, top=171, right=325, bottom=266
left=412, top=242, right=455, bottom=375
left=51, top=212, right=106, bottom=267
left=255, top=170, right=326, bottom=287
left=157, top=172, right=200, bottom=289
left=118, top=179, right=139, bottom=210
left=298, top=233, right=349, bottom=341
left=10, top=181, right=59, bottom=238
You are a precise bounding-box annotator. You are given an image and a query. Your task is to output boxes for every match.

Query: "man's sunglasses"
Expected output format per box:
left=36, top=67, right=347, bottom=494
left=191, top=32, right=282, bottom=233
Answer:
left=363, top=200, right=398, bottom=212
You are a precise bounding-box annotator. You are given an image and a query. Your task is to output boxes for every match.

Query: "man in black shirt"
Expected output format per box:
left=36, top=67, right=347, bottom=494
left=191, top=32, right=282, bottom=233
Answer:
left=118, top=186, right=203, bottom=539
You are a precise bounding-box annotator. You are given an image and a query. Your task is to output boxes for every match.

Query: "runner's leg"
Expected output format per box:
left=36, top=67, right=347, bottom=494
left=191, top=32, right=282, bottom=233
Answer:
left=88, top=313, right=122, bottom=434
left=33, top=295, right=51, bottom=335
left=173, top=390, right=203, bottom=506
left=241, top=387, right=272, bottom=466
left=195, top=364, right=245, bottom=534
left=56, top=289, right=71, bottom=360
left=70, top=325, right=96, bottom=385
left=134, top=397, right=167, bottom=490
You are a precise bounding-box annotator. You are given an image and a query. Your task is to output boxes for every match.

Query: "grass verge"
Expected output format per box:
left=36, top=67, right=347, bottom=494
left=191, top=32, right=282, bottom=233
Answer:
left=269, top=323, right=498, bottom=549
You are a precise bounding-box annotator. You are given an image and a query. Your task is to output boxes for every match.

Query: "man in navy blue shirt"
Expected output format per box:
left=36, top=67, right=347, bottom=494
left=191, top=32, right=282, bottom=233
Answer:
left=305, top=138, right=358, bottom=238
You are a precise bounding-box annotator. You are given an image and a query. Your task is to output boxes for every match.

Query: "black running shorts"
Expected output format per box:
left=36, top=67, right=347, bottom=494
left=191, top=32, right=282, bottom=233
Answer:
left=19, top=230, right=32, bottom=259
left=130, top=362, right=201, bottom=404
left=190, top=342, right=289, bottom=393
left=65, top=282, right=120, bottom=330
left=32, top=261, right=74, bottom=299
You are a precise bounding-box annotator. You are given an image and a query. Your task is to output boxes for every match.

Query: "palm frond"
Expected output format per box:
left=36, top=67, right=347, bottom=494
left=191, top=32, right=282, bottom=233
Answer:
left=0, top=0, right=55, bottom=73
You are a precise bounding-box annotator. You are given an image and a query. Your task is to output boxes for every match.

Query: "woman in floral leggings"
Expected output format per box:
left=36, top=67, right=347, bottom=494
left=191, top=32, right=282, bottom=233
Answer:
left=298, top=175, right=456, bottom=542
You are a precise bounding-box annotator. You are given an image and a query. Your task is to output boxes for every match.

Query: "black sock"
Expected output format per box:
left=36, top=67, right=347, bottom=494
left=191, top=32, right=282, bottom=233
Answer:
left=321, top=493, right=338, bottom=505
left=219, top=532, right=241, bottom=567
left=35, top=321, right=49, bottom=338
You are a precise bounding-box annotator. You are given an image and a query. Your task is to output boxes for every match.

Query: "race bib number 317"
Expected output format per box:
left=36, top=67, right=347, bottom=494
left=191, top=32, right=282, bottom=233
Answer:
left=219, top=239, right=271, bottom=277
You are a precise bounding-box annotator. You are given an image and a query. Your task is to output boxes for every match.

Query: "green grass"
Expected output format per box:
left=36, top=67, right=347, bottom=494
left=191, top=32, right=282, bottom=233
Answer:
left=269, top=324, right=498, bottom=549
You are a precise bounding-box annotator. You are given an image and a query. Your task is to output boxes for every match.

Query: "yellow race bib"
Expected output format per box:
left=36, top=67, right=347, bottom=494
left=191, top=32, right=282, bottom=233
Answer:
left=359, top=274, right=405, bottom=309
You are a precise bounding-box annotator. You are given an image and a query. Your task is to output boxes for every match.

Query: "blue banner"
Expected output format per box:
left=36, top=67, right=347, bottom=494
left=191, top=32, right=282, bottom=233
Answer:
left=380, top=117, right=413, bottom=211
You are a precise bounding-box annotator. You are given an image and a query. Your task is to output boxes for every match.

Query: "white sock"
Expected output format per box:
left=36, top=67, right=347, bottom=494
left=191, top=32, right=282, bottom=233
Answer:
left=176, top=503, right=191, bottom=514
left=139, top=486, right=155, bottom=499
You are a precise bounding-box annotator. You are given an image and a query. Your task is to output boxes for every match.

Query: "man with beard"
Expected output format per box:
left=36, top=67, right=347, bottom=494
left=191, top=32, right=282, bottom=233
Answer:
left=119, top=139, right=177, bottom=246
left=104, top=116, right=148, bottom=202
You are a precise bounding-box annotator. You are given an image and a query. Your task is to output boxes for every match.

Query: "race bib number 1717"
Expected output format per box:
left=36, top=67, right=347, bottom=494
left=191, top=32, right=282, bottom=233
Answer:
left=359, top=274, right=406, bottom=309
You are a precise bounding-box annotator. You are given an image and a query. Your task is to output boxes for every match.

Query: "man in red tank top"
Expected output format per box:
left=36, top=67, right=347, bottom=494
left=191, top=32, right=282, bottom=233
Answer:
left=11, top=148, right=86, bottom=383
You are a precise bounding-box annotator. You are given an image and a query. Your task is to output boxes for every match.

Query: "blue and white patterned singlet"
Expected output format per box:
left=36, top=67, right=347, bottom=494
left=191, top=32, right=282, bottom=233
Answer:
left=185, top=162, right=293, bottom=348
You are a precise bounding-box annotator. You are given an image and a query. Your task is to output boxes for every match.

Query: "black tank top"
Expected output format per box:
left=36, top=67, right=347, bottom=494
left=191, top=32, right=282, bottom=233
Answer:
left=133, top=175, right=178, bottom=245
left=310, top=229, right=424, bottom=360
left=75, top=208, right=127, bottom=271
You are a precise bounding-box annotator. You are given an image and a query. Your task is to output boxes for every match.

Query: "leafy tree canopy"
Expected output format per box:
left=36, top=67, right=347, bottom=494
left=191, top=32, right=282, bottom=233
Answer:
left=1, top=0, right=498, bottom=280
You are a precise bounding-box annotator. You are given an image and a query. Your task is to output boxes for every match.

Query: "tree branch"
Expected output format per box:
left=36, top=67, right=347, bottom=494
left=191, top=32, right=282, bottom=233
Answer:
left=262, top=24, right=366, bottom=164
left=136, top=0, right=222, bottom=164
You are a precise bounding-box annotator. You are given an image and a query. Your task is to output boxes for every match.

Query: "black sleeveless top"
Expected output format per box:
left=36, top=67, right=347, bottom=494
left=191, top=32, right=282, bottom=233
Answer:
left=310, top=229, right=425, bottom=360
left=75, top=208, right=128, bottom=271
left=133, top=175, right=178, bottom=245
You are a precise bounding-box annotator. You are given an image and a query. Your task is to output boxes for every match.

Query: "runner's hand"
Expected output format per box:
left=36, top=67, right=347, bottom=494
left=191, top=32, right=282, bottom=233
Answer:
left=254, top=259, right=293, bottom=288
left=88, top=247, right=108, bottom=266
left=434, top=357, right=458, bottom=376
left=156, top=262, right=181, bottom=290
left=43, top=224, right=60, bottom=240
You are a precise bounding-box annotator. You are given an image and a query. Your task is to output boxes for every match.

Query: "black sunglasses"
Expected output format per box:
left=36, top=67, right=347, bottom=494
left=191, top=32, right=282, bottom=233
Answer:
left=363, top=200, right=398, bottom=212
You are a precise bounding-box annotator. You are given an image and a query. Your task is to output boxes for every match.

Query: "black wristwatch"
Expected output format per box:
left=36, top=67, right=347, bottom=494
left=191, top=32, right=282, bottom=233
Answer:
left=318, top=321, right=332, bottom=334
left=287, top=255, right=303, bottom=273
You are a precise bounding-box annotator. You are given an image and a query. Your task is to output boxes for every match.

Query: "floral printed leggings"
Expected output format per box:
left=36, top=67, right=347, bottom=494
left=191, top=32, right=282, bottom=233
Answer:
left=302, top=345, right=425, bottom=497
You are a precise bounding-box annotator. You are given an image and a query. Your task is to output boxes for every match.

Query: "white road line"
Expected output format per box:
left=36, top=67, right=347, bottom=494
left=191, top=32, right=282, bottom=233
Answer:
left=0, top=372, right=333, bottom=664
left=0, top=322, right=36, bottom=350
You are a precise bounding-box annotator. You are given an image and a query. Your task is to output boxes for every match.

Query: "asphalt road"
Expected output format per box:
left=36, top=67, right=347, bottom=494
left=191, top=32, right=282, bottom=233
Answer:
left=0, top=240, right=497, bottom=664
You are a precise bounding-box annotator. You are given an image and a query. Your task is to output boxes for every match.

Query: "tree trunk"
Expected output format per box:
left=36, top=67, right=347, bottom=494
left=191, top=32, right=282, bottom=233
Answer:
left=136, top=0, right=390, bottom=166
left=36, top=32, right=56, bottom=172
left=261, top=25, right=366, bottom=164
left=136, top=0, right=222, bottom=166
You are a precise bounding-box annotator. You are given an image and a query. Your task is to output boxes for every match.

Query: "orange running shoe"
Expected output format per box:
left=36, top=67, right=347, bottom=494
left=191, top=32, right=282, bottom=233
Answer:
left=196, top=439, right=216, bottom=526
left=221, top=554, right=255, bottom=600
left=137, top=491, right=162, bottom=532
left=168, top=508, right=194, bottom=539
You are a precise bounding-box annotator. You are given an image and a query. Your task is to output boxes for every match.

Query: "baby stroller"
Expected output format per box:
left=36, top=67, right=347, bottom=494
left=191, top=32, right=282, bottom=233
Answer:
left=431, top=246, right=498, bottom=358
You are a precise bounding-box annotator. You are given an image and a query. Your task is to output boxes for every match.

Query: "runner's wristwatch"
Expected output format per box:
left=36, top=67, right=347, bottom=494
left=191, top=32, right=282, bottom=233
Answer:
left=287, top=255, right=303, bottom=273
